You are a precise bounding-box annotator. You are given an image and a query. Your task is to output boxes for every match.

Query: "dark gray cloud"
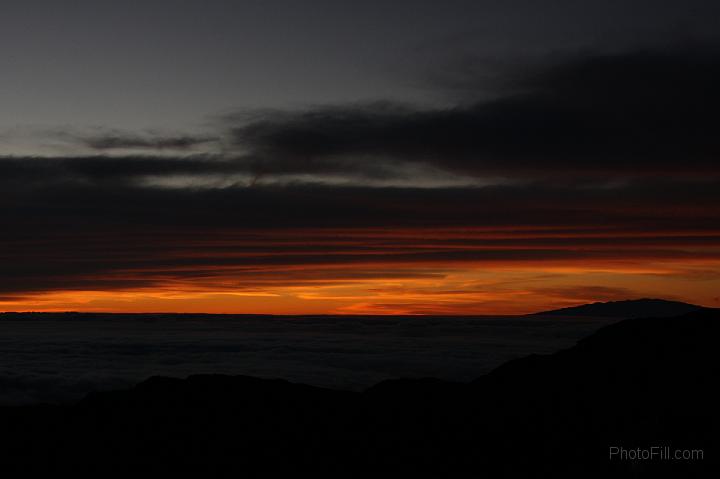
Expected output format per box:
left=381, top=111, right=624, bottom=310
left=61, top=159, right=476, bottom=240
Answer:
left=3, top=0, right=719, bottom=134
left=82, top=133, right=216, bottom=151
left=228, top=45, right=720, bottom=180
left=0, top=155, right=236, bottom=187
left=6, top=44, right=720, bottom=186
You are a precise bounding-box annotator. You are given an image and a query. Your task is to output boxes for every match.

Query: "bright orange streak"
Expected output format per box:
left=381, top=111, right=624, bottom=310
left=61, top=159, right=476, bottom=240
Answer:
left=3, top=262, right=719, bottom=315
left=3, top=227, right=720, bottom=315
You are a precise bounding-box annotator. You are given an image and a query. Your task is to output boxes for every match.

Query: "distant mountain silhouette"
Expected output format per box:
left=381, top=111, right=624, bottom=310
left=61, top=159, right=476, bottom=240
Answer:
left=0, top=308, right=717, bottom=476
left=534, top=298, right=705, bottom=318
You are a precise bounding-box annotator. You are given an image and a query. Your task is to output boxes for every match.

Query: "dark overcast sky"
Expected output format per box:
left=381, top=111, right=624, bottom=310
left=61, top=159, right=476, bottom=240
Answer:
left=1, top=0, right=718, bottom=134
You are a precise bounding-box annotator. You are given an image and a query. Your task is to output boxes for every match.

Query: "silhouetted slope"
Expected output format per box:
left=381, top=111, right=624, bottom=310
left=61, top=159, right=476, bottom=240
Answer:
left=0, top=309, right=717, bottom=476
left=534, top=298, right=705, bottom=318
left=473, top=308, right=718, bottom=475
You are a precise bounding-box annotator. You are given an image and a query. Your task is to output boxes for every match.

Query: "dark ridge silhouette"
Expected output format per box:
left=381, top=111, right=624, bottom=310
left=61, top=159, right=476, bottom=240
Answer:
left=533, top=298, right=705, bottom=318
left=0, top=309, right=717, bottom=476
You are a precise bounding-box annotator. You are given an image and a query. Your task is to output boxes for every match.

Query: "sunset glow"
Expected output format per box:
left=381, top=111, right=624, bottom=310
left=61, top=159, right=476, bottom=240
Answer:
left=4, top=227, right=719, bottom=314
left=2, top=19, right=720, bottom=316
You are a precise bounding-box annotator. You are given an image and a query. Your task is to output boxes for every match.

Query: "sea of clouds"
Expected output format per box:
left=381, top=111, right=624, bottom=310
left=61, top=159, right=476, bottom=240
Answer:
left=0, top=315, right=616, bottom=405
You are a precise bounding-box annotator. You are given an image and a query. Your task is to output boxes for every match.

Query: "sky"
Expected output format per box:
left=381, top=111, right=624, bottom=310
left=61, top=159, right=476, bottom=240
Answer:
left=1, top=0, right=720, bottom=314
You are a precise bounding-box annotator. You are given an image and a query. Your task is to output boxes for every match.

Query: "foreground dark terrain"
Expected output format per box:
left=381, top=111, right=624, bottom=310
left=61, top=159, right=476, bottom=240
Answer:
left=0, top=310, right=621, bottom=404
left=1, top=307, right=716, bottom=476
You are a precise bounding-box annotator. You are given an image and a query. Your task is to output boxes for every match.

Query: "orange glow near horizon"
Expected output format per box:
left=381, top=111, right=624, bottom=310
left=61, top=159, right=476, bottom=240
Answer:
left=3, top=256, right=719, bottom=315
left=2, top=226, right=720, bottom=315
